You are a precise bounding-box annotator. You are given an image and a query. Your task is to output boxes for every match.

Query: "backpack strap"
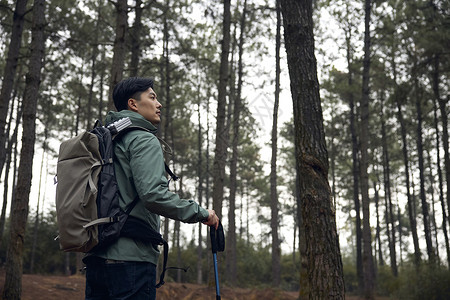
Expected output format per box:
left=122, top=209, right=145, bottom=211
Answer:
left=112, top=125, right=179, bottom=182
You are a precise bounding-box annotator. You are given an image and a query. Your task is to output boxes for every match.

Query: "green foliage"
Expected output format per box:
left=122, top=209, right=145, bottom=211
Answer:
left=394, top=263, right=450, bottom=300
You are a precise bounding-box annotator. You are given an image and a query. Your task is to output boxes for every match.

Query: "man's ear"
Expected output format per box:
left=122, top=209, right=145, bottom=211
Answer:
left=127, top=98, right=138, bottom=111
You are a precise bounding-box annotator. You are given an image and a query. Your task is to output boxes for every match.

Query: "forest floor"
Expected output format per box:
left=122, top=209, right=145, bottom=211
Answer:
left=0, top=272, right=389, bottom=299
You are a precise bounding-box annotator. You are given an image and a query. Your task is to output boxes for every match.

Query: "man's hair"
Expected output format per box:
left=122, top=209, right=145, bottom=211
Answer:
left=112, top=77, right=154, bottom=111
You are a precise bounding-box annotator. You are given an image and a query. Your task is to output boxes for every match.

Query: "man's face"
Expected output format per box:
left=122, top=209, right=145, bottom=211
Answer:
left=129, top=88, right=162, bottom=125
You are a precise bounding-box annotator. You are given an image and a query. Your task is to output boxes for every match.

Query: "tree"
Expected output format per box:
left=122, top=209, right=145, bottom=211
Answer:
left=270, top=0, right=281, bottom=287
left=280, top=0, right=345, bottom=298
left=227, top=0, right=248, bottom=285
left=359, top=0, right=376, bottom=298
left=212, top=0, right=231, bottom=220
left=108, top=0, right=128, bottom=111
left=2, top=0, right=46, bottom=298
left=0, top=0, right=28, bottom=176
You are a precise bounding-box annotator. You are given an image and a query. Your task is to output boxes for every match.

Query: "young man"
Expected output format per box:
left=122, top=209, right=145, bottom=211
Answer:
left=84, top=77, right=219, bottom=300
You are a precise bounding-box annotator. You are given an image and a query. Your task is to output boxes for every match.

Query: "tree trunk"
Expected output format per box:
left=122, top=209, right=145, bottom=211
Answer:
left=0, top=0, right=28, bottom=176
left=161, top=0, right=173, bottom=247
left=360, top=0, right=375, bottom=297
left=395, top=88, right=421, bottom=265
left=432, top=92, right=450, bottom=267
left=87, top=4, right=101, bottom=129
left=212, top=0, right=231, bottom=220
left=30, top=131, right=48, bottom=273
left=345, top=16, right=363, bottom=292
left=227, top=0, right=247, bottom=286
left=108, top=0, right=128, bottom=111
left=374, top=182, right=384, bottom=266
left=270, top=0, right=281, bottom=287
left=413, top=62, right=435, bottom=264
left=2, top=0, right=46, bottom=298
left=0, top=103, right=22, bottom=249
left=280, top=0, right=345, bottom=298
left=129, top=0, right=143, bottom=77
left=196, top=94, right=203, bottom=285
left=380, top=92, right=397, bottom=276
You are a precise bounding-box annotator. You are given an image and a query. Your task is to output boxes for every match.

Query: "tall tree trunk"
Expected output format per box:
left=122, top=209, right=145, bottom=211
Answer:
left=98, top=45, right=106, bottom=120
left=212, top=0, right=231, bottom=220
left=87, top=4, right=101, bottom=129
left=227, top=0, right=247, bottom=286
left=395, top=89, right=421, bottom=265
left=30, top=129, right=48, bottom=273
left=280, top=0, right=345, bottom=298
left=432, top=55, right=450, bottom=240
left=0, top=103, right=22, bottom=249
left=432, top=93, right=450, bottom=267
left=345, top=13, right=363, bottom=291
left=374, top=182, right=384, bottom=266
left=360, top=0, right=375, bottom=297
left=196, top=92, right=203, bottom=285
left=129, top=0, right=142, bottom=77
left=413, top=61, right=435, bottom=264
left=108, top=0, right=128, bottom=111
left=270, top=0, right=281, bottom=287
left=162, top=0, right=172, bottom=246
left=2, top=0, right=46, bottom=298
left=0, top=0, right=28, bottom=175
left=380, top=92, right=397, bottom=276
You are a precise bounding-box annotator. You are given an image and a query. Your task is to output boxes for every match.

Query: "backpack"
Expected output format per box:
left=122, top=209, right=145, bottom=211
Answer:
left=55, top=117, right=177, bottom=287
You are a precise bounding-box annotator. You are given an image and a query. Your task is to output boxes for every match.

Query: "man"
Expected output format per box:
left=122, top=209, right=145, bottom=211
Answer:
left=84, top=77, right=219, bottom=300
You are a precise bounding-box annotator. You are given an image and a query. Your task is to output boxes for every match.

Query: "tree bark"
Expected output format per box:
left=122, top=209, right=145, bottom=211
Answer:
left=270, top=0, right=281, bottom=287
left=395, top=87, right=421, bottom=265
left=345, top=13, right=363, bottom=292
left=432, top=88, right=450, bottom=267
left=0, top=0, right=28, bottom=176
left=373, top=182, right=384, bottom=266
left=413, top=60, right=435, bottom=264
left=227, top=0, right=247, bottom=286
left=129, top=0, right=143, bottom=77
left=108, top=0, right=128, bottom=111
left=360, top=0, right=375, bottom=298
left=212, top=0, right=231, bottom=220
left=2, top=0, right=46, bottom=298
left=380, top=92, right=397, bottom=276
left=280, top=0, right=345, bottom=298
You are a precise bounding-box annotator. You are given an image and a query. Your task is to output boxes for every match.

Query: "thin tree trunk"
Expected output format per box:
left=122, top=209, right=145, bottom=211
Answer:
left=98, top=45, right=105, bottom=120
left=87, top=4, right=101, bottom=129
left=30, top=130, right=48, bottom=273
left=396, top=90, right=421, bottom=265
left=212, top=0, right=231, bottom=220
left=129, top=0, right=142, bottom=77
left=345, top=17, right=363, bottom=292
left=2, top=0, right=46, bottom=298
left=227, top=0, right=247, bottom=286
left=360, top=0, right=375, bottom=297
left=432, top=93, right=450, bottom=267
left=413, top=61, right=435, bottom=264
left=380, top=92, right=397, bottom=276
left=162, top=0, right=172, bottom=246
left=374, top=182, right=384, bottom=266
left=270, top=0, right=281, bottom=287
left=108, top=0, right=128, bottom=111
left=196, top=85, right=203, bottom=285
left=426, top=149, right=440, bottom=261
left=280, top=0, right=345, bottom=298
left=0, top=0, right=28, bottom=175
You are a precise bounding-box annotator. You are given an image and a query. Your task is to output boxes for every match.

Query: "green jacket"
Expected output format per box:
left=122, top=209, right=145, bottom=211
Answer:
left=91, top=110, right=209, bottom=265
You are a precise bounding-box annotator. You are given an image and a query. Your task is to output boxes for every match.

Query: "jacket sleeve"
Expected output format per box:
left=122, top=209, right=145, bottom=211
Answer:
left=128, top=132, right=209, bottom=223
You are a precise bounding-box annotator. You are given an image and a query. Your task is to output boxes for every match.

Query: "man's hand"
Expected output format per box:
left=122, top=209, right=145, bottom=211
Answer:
left=202, top=209, right=219, bottom=229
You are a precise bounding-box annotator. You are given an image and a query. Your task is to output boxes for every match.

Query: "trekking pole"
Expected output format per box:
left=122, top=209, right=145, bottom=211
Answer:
left=210, top=222, right=225, bottom=300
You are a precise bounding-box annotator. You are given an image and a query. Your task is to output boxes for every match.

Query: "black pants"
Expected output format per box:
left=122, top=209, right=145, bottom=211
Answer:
left=85, top=257, right=157, bottom=300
